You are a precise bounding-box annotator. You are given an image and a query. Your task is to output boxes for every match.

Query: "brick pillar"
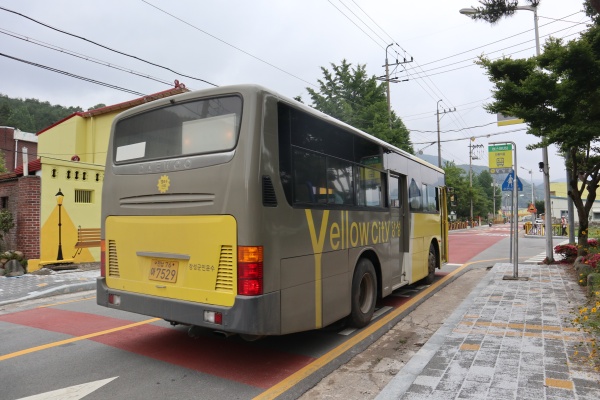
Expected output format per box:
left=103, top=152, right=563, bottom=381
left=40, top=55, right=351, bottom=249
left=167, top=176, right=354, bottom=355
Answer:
left=16, top=176, right=41, bottom=259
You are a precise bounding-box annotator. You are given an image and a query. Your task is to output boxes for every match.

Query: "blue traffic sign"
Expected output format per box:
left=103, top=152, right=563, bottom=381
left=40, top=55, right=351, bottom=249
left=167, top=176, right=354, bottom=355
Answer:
left=501, top=170, right=523, bottom=192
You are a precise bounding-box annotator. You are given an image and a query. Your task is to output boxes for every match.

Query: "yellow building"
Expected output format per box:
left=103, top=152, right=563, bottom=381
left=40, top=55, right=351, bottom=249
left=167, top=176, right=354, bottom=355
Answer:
left=549, top=181, right=600, bottom=223
left=29, top=84, right=187, bottom=270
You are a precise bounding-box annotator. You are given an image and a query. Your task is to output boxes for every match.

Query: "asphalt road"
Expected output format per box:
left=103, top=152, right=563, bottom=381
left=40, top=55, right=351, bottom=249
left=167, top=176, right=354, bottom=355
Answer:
left=0, top=224, right=547, bottom=400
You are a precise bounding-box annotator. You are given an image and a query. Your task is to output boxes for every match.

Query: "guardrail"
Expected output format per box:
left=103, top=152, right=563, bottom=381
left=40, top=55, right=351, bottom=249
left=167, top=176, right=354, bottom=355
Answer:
left=523, top=222, right=566, bottom=236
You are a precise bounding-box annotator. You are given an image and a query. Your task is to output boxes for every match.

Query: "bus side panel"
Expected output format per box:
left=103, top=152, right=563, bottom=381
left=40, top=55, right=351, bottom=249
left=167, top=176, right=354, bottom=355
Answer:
left=280, top=250, right=349, bottom=334
left=410, top=213, right=442, bottom=281
left=105, top=215, right=237, bottom=307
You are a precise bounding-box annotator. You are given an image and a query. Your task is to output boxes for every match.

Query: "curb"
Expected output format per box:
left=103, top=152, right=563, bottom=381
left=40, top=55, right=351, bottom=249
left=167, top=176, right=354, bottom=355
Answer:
left=0, top=281, right=96, bottom=307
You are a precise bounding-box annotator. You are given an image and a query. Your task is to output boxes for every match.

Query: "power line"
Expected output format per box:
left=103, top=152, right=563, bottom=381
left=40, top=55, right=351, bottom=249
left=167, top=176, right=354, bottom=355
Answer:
left=410, top=121, right=497, bottom=134
left=0, top=5, right=218, bottom=87
left=406, top=11, right=585, bottom=71
left=0, top=28, right=178, bottom=89
left=0, top=52, right=148, bottom=97
left=140, top=0, right=317, bottom=88
left=412, top=128, right=527, bottom=145
left=405, top=23, right=589, bottom=77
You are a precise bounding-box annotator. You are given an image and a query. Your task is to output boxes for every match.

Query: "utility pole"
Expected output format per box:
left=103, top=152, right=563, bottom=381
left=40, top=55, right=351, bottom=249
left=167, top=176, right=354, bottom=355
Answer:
left=377, top=44, right=412, bottom=129
left=436, top=100, right=456, bottom=168
left=469, top=140, right=484, bottom=226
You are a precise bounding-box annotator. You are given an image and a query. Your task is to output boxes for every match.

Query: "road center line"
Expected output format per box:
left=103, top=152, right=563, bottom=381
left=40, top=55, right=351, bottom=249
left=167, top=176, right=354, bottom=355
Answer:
left=0, top=318, right=161, bottom=362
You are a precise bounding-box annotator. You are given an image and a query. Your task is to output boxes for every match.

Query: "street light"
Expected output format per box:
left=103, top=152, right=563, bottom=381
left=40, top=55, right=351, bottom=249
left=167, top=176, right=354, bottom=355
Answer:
left=460, top=3, right=553, bottom=263
left=520, top=166, right=534, bottom=205
left=56, top=189, right=64, bottom=261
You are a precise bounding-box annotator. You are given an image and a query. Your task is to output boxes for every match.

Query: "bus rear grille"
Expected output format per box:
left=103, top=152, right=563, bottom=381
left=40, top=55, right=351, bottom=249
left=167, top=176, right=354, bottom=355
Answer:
left=262, top=175, right=277, bottom=207
left=108, top=240, right=120, bottom=277
left=215, top=245, right=234, bottom=292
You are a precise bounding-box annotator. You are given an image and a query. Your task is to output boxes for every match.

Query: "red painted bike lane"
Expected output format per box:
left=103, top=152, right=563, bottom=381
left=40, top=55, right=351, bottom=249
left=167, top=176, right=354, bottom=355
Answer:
left=448, top=225, right=511, bottom=264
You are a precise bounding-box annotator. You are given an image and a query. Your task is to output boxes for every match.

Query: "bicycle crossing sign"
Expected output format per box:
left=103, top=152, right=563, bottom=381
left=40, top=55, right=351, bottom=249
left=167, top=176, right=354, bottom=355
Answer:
left=501, top=170, right=523, bottom=192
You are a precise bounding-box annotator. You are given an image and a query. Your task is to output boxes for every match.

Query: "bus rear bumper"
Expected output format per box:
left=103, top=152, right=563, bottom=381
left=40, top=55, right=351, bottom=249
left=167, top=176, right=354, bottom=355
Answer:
left=96, top=278, right=281, bottom=335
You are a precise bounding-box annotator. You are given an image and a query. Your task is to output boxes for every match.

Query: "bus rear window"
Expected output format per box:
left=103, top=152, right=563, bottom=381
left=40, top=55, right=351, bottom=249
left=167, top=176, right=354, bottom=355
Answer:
left=113, top=95, right=242, bottom=163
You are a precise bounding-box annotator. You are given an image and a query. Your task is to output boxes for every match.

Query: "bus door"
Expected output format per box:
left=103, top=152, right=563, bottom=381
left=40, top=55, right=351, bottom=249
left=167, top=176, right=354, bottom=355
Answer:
left=389, top=173, right=408, bottom=286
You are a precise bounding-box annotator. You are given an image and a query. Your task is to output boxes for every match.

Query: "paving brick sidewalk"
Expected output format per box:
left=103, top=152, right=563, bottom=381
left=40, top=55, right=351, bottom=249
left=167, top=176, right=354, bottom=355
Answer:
left=0, top=264, right=99, bottom=307
left=377, top=263, right=600, bottom=400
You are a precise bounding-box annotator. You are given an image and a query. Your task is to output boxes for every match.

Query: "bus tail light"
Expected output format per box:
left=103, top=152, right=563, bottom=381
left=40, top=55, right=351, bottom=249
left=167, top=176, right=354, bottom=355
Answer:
left=238, top=246, right=263, bottom=296
left=204, top=310, right=223, bottom=325
left=100, top=240, right=106, bottom=277
left=108, top=294, right=121, bottom=306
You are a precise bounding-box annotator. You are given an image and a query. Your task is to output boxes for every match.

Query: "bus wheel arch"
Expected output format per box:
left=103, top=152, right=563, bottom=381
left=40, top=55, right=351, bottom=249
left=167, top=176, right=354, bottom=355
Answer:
left=348, top=252, right=380, bottom=328
left=424, top=240, right=440, bottom=284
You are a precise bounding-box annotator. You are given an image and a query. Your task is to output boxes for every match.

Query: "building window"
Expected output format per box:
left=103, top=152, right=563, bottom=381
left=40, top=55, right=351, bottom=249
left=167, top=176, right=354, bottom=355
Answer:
left=74, top=189, right=93, bottom=204
left=1, top=197, right=8, bottom=209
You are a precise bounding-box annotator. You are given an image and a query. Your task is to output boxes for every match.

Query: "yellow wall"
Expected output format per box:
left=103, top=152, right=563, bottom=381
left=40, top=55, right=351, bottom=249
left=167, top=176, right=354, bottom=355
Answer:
left=550, top=181, right=600, bottom=199
left=36, top=112, right=119, bottom=264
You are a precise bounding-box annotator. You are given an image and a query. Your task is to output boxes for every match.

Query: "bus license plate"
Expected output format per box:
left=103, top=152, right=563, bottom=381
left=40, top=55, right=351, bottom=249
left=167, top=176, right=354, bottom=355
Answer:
left=149, top=260, right=179, bottom=283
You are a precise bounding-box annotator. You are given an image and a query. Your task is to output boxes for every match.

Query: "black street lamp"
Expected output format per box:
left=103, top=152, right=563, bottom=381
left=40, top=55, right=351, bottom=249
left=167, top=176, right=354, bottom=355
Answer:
left=56, top=189, right=64, bottom=260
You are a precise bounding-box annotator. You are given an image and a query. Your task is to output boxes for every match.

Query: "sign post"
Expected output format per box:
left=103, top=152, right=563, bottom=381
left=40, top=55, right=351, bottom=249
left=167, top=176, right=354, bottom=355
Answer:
left=489, top=142, right=528, bottom=281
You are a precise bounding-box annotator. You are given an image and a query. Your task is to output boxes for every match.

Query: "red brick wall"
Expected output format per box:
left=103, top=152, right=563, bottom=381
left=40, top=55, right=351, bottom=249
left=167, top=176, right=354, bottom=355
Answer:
left=16, top=176, right=40, bottom=259
left=0, top=175, right=40, bottom=258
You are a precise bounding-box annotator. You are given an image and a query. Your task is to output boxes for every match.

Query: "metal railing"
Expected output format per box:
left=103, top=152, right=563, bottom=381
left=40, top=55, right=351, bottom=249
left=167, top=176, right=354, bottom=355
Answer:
left=523, top=222, right=566, bottom=236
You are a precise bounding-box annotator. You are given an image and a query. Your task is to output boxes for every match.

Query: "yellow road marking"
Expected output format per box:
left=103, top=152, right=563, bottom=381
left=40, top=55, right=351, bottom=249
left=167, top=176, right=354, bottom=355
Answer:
left=253, top=258, right=506, bottom=400
left=0, top=318, right=161, bottom=362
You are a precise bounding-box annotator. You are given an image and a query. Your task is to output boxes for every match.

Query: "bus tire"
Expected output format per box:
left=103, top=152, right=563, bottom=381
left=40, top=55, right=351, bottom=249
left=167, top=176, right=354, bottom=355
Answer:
left=349, top=258, right=377, bottom=328
left=424, top=243, right=437, bottom=284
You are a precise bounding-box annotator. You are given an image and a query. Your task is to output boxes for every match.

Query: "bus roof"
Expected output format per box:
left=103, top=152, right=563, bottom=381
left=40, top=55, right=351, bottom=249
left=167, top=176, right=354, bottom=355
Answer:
left=113, top=83, right=444, bottom=175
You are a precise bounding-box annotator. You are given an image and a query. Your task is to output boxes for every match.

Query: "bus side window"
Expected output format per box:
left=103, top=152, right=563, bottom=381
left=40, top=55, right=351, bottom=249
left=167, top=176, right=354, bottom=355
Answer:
left=389, top=176, right=400, bottom=208
left=409, top=179, right=421, bottom=211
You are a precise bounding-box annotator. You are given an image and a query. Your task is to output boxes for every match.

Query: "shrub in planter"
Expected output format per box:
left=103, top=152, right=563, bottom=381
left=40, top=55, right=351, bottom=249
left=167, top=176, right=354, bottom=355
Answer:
left=555, top=244, right=578, bottom=262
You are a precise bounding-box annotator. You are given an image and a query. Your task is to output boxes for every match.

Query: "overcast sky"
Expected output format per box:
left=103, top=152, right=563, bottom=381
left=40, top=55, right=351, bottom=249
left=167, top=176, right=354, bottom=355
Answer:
left=0, top=0, right=589, bottom=183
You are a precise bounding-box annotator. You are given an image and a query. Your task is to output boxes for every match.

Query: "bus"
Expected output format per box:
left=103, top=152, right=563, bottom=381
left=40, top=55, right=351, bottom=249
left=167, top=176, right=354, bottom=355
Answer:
left=97, top=84, right=448, bottom=339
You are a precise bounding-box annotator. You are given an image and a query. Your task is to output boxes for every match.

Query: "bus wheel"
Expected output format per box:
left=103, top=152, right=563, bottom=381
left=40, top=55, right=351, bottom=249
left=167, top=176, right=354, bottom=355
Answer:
left=424, top=244, right=437, bottom=284
left=349, top=258, right=377, bottom=328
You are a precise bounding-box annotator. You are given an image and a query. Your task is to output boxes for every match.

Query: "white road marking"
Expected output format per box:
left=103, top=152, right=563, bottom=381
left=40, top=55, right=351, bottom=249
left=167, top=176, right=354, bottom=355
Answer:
left=16, top=377, right=118, bottom=400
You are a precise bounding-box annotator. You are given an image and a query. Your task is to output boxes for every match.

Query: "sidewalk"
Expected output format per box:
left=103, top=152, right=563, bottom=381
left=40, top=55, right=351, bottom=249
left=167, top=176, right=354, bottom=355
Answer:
left=377, top=263, right=600, bottom=399
left=0, top=263, right=98, bottom=307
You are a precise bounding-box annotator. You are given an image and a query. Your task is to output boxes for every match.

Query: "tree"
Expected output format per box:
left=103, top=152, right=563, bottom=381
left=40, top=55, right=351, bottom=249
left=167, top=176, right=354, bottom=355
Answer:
left=462, top=1, right=539, bottom=23
left=305, top=60, right=413, bottom=153
left=478, top=23, right=600, bottom=255
left=444, top=161, right=471, bottom=220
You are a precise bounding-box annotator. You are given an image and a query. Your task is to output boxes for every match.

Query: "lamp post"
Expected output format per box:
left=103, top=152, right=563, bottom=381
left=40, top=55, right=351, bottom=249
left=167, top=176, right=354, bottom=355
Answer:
left=460, top=3, right=553, bottom=262
left=56, top=189, right=64, bottom=261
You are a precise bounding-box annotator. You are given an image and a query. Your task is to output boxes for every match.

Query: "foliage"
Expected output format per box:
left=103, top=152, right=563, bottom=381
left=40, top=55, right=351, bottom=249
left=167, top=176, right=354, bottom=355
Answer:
left=534, top=200, right=544, bottom=215
left=477, top=21, right=600, bottom=256
left=0, top=94, right=82, bottom=132
left=444, top=161, right=502, bottom=221
left=304, top=60, right=413, bottom=153
left=572, top=297, right=600, bottom=372
left=0, top=150, right=8, bottom=174
left=462, top=1, right=538, bottom=24
left=0, top=209, right=15, bottom=245
left=555, top=244, right=579, bottom=262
